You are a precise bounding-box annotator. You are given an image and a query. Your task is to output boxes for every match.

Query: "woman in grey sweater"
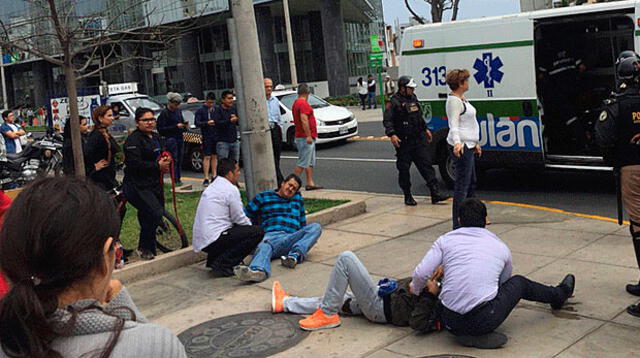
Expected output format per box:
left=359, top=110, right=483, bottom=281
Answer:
left=0, top=177, right=186, bottom=358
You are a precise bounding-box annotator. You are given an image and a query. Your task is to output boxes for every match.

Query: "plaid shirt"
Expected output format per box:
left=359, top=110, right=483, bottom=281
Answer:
left=244, top=191, right=306, bottom=233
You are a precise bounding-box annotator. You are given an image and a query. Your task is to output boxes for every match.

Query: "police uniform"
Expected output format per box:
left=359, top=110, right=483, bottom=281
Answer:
left=600, top=82, right=640, bottom=299
left=383, top=91, right=445, bottom=203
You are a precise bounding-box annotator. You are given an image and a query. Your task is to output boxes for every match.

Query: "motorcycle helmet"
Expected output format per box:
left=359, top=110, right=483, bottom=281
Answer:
left=616, top=50, right=640, bottom=65
left=617, top=57, right=640, bottom=80
left=397, top=76, right=417, bottom=89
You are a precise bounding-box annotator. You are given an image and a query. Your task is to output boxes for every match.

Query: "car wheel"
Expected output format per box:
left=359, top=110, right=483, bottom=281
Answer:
left=438, top=148, right=455, bottom=189
left=286, top=127, right=296, bottom=150
left=189, top=146, right=203, bottom=172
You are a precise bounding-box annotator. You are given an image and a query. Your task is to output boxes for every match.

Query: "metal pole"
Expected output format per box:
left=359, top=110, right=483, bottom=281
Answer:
left=283, top=0, right=298, bottom=87
left=227, top=18, right=255, bottom=198
left=229, top=0, right=277, bottom=200
left=0, top=47, right=7, bottom=110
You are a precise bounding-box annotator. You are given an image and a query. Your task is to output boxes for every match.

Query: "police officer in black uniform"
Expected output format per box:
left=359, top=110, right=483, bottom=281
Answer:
left=383, top=76, right=449, bottom=206
left=598, top=55, right=640, bottom=317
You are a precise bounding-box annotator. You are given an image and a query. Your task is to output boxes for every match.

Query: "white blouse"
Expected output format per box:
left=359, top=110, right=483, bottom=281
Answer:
left=446, top=95, right=480, bottom=149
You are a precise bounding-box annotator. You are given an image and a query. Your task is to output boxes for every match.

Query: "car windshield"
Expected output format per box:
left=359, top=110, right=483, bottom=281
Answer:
left=124, top=97, right=162, bottom=112
left=278, top=94, right=330, bottom=110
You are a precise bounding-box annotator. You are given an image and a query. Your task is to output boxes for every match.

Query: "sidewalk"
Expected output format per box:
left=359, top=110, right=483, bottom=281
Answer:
left=126, top=189, right=640, bottom=357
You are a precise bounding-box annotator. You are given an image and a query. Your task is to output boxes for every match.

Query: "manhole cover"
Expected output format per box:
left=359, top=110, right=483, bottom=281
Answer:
left=178, top=311, right=309, bottom=358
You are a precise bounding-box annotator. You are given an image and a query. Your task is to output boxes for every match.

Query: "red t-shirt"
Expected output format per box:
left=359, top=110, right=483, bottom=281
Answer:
left=292, top=98, right=318, bottom=139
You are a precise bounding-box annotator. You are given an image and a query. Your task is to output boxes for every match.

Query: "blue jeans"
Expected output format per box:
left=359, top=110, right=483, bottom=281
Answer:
left=452, top=146, right=476, bottom=229
left=249, top=223, right=322, bottom=277
left=216, top=141, right=240, bottom=162
left=367, top=92, right=376, bottom=108
left=165, top=137, right=184, bottom=182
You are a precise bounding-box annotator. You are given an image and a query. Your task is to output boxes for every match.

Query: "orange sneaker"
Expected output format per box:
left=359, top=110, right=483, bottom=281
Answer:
left=298, top=307, right=341, bottom=331
left=272, top=281, right=289, bottom=313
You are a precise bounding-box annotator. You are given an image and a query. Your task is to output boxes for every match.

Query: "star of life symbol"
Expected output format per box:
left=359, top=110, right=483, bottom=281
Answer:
left=473, top=52, right=504, bottom=89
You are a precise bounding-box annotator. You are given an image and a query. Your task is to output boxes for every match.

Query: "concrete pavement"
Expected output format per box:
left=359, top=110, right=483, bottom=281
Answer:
left=126, top=189, right=640, bottom=357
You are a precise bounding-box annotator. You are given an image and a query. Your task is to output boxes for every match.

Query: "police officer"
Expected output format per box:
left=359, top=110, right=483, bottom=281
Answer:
left=383, top=76, right=449, bottom=206
left=598, top=55, right=640, bottom=317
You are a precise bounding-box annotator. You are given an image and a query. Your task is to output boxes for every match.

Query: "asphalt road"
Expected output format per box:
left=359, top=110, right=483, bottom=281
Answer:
left=184, top=120, right=620, bottom=221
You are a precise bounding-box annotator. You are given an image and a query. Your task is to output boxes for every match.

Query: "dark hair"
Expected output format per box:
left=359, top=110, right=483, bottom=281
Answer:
left=297, top=83, right=310, bottom=95
left=0, top=177, right=122, bottom=358
left=2, top=110, right=11, bottom=120
left=357, top=77, right=363, bottom=85
left=205, top=92, right=216, bottom=101
left=458, top=198, right=487, bottom=228
left=221, top=90, right=234, bottom=99
left=217, top=158, right=238, bottom=177
left=63, top=115, right=88, bottom=140
left=134, top=107, right=154, bottom=121
left=281, top=174, right=302, bottom=191
left=92, top=105, right=112, bottom=128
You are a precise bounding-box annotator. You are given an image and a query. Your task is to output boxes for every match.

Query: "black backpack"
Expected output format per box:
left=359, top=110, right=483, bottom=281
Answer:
left=595, top=98, right=619, bottom=150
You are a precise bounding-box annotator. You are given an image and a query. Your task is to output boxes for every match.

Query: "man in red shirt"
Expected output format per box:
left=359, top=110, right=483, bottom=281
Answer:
left=292, top=84, right=322, bottom=190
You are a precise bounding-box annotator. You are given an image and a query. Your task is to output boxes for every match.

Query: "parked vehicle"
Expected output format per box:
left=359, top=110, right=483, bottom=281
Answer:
left=274, top=90, right=358, bottom=147
left=106, top=94, right=163, bottom=137
left=0, top=131, right=64, bottom=189
left=400, top=0, right=636, bottom=186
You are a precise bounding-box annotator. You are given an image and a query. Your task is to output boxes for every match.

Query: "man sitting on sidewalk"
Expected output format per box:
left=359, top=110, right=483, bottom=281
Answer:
left=192, top=158, right=264, bottom=277
left=412, top=198, right=575, bottom=349
left=272, top=251, right=443, bottom=332
left=234, top=174, right=321, bottom=282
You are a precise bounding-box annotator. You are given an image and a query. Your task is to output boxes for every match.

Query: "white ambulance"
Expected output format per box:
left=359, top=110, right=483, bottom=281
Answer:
left=400, top=0, right=639, bottom=185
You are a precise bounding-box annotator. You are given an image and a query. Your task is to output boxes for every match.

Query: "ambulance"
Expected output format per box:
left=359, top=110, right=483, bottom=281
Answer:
left=400, top=0, right=640, bottom=186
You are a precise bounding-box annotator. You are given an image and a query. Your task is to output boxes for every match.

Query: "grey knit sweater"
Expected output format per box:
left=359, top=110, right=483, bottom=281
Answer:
left=0, top=287, right=187, bottom=358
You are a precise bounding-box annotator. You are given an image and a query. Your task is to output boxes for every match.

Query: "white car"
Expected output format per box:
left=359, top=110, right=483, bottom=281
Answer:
left=273, top=90, right=358, bottom=147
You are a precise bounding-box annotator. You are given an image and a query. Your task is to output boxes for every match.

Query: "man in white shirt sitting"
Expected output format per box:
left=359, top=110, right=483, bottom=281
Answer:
left=412, top=198, right=575, bottom=349
left=192, top=158, right=264, bottom=276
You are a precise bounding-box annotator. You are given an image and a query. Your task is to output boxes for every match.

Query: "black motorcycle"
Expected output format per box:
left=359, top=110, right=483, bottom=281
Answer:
left=0, top=131, right=64, bottom=189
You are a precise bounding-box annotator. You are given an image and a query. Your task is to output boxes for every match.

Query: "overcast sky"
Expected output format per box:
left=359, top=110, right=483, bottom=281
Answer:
left=383, top=0, right=521, bottom=24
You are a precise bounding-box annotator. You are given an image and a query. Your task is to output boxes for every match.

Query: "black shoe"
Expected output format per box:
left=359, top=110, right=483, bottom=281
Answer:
left=626, top=281, right=640, bottom=296
left=136, top=249, right=155, bottom=261
left=203, top=179, right=210, bottom=187
left=627, top=303, right=640, bottom=318
left=551, top=274, right=575, bottom=310
left=280, top=255, right=298, bottom=269
left=429, top=184, right=451, bottom=204
left=454, top=331, right=508, bottom=349
left=207, top=264, right=234, bottom=277
left=404, top=193, right=417, bottom=206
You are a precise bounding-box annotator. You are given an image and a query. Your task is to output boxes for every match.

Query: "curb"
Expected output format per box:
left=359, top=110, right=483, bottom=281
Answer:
left=114, top=198, right=367, bottom=284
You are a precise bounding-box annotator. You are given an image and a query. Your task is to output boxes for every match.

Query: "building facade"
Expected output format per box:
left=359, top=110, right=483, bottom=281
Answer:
left=0, top=0, right=384, bottom=108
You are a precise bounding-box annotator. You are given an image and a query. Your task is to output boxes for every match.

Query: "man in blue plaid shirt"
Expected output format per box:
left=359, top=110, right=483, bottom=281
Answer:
left=234, top=174, right=322, bottom=282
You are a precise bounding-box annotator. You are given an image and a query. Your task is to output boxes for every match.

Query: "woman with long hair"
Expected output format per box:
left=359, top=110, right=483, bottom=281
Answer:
left=62, top=115, right=90, bottom=176
left=0, top=177, right=186, bottom=358
left=86, top=105, right=120, bottom=190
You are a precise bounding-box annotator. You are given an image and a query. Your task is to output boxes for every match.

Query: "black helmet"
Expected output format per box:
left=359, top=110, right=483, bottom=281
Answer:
left=617, top=57, right=640, bottom=80
left=616, top=50, right=640, bottom=65
left=397, top=76, right=417, bottom=89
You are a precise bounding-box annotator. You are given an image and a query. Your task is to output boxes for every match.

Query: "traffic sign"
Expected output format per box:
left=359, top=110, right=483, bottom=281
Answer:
left=370, top=35, right=383, bottom=52
left=368, top=53, right=383, bottom=61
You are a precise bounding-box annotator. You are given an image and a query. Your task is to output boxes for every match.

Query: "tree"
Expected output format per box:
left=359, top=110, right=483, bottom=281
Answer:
left=0, top=0, right=203, bottom=177
left=426, top=0, right=461, bottom=22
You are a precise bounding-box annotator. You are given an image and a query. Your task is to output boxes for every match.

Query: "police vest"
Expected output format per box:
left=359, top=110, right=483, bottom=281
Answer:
left=615, top=92, right=640, bottom=167
left=391, top=95, right=425, bottom=141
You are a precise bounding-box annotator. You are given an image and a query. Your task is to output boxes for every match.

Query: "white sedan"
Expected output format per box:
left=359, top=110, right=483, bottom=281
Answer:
left=274, top=90, right=358, bottom=147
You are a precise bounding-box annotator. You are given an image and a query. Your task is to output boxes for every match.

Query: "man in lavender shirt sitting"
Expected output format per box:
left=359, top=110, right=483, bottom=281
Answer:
left=411, top=198, right=575, bottom=349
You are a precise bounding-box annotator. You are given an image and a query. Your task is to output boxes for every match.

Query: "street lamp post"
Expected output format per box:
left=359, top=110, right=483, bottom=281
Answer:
left=0, top=47, right=7, bottom=110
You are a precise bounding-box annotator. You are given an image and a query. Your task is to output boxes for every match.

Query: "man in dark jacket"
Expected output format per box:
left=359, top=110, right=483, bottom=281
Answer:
left=271, top=251, right=441, bottom=332
left=123, top=107, right=172, bottom=260
left=157, top=92, right=186, bottom=185
left=195, top=93, right=218, bottom=187
left=383, top=76, right=449, bottom=206
left=213, top=90, right=240, bottom=162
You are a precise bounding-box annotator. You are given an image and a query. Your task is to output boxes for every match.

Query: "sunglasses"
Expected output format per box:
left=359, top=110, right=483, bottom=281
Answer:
left=138, top=118, right=156, bottom=122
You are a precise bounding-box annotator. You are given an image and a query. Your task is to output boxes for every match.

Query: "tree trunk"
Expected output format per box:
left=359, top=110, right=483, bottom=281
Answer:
left=452, top=0, right=460, bottom=21
left=63, top=62, right=86, bottom=177
left=430, top=1, right=443, bottom=23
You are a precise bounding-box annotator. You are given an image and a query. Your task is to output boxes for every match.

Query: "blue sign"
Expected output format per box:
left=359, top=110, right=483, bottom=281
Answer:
left=473, top=53, right=504, bottom=89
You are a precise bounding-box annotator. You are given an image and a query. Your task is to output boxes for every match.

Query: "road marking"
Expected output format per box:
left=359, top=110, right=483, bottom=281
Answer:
left=485, top=200, right=629, bottom=226
left=281, top=156, right=395, bottom=163
left=348, top=135, right=389, bottom=141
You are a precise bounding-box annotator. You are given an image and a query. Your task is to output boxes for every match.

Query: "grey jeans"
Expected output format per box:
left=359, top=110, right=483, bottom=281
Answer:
left=283, top=251, right=386, bottom=323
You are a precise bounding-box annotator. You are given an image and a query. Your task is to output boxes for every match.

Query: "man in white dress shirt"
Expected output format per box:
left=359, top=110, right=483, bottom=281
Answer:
left=192, top=158, right=264, bottom=276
